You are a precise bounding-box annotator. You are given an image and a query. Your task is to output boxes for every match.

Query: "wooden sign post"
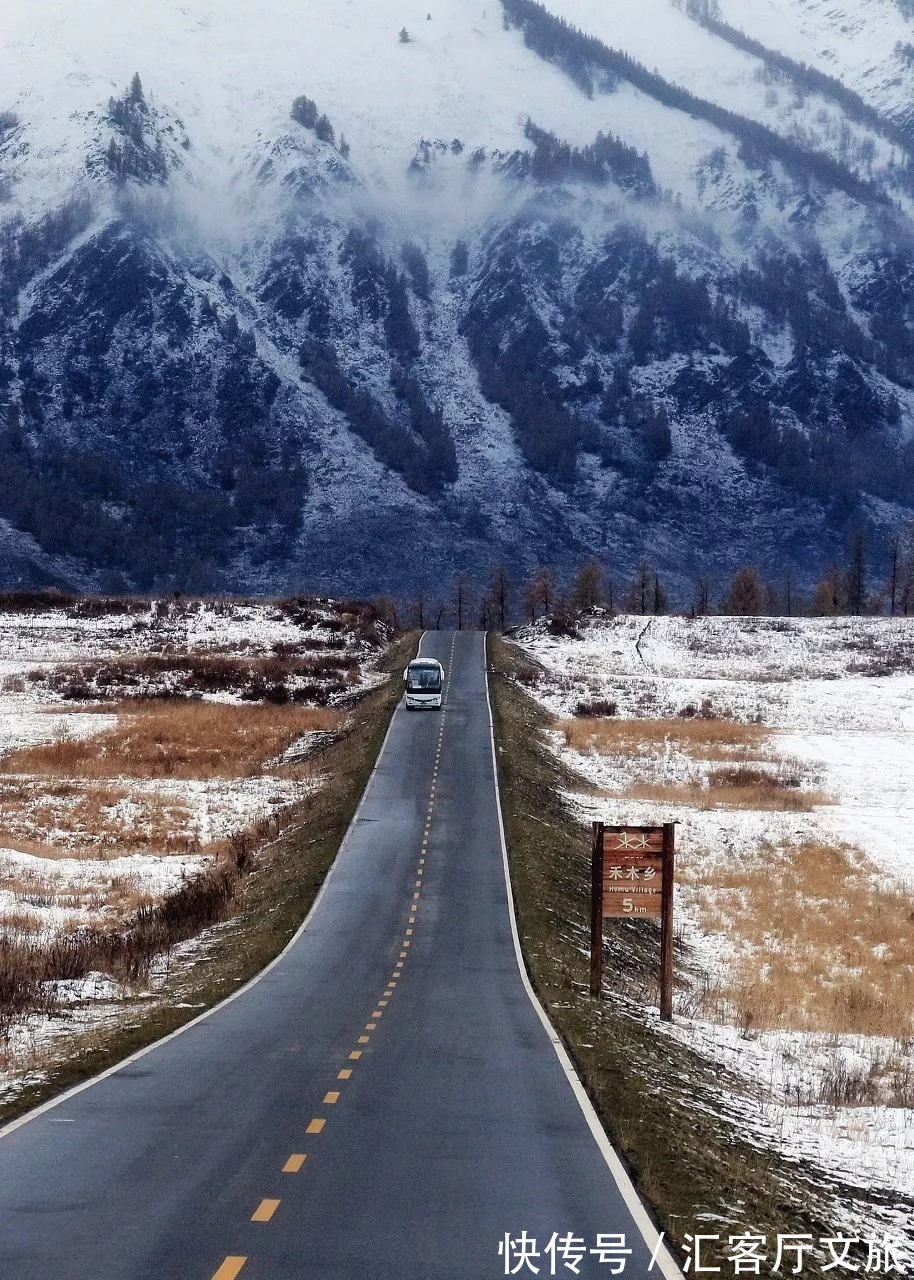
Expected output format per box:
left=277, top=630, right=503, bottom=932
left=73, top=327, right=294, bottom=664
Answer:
left=590, top=821, right=676, bottom=1021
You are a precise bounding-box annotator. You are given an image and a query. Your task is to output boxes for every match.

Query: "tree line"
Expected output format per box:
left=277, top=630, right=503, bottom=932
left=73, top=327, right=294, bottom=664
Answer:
left=384, top=522, right=914, bottom=632
left=499, top=0, right=888, bottom=206
left=678, top=0, right=914, bottom=156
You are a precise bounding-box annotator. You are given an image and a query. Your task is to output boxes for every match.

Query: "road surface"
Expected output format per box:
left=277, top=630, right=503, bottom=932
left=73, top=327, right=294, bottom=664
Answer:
left=0, top=631, right=678, bottom=1280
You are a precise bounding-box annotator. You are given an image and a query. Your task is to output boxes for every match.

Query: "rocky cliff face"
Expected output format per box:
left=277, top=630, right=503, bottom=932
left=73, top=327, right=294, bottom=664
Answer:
left=2, top=0, right=914, bottom=597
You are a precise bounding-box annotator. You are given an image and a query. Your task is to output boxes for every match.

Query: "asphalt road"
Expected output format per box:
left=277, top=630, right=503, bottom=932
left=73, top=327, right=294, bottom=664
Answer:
left=0, top=631, right=678, bottom=1280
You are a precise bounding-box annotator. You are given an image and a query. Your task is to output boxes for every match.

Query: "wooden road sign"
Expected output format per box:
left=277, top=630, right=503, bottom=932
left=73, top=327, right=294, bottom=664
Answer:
left=590, top=822, right=676, bottom=1021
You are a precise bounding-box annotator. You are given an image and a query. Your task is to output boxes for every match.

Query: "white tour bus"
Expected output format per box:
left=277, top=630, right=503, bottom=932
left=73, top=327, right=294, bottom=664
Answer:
left=403, top=657, right=445, bottom=709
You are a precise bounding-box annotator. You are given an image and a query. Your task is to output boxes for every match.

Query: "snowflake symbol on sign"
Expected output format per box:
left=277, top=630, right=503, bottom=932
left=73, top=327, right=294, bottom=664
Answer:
left=616, top=832, right=651, bottom=849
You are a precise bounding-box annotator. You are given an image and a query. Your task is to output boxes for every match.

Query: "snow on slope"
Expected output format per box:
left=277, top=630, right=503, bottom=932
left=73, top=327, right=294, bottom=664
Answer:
left=551, top=0, right=900, bottom=187
left=720, top=0, right=914, bottom=125
left=2, top=0, right=890, bottom=226
left=1, top=0, right=687, bottom=218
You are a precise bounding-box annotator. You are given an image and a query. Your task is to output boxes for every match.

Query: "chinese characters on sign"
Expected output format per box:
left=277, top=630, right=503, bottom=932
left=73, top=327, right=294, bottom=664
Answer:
left=590, top=822, right=675, bottom=1019
left=497, top=1231, right=906, bottom=1276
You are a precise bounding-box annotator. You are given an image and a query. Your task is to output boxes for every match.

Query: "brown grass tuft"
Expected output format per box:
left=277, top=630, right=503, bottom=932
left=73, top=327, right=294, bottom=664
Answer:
left=560, top=716, right=769, bottom=760
left=620, top=776, right=828, bottom=812
left=0, top=701, right=342, bottom=781
left=685, top=840, right=914, bottom=1037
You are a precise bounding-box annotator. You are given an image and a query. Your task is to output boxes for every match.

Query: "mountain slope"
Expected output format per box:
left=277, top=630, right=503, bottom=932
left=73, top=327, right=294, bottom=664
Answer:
left=1, top=0, right=913, bottom=598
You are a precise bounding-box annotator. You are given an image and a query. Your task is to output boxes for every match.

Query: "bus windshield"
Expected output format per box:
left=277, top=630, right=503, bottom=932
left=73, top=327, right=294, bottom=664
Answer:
left=407, top=664, right=442, bottom=692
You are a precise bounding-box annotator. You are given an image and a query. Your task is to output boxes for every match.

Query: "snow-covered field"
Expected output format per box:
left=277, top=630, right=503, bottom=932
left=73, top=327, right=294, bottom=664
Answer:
left=0, top=595, right=388, bottom=1098
left=513, top=613, right=914, bottom=1228
left=0, top=597, right=382, bottom=879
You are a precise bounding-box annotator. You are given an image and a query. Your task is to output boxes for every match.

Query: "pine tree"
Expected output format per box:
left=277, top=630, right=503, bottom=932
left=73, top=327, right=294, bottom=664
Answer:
left=339, top=134, right=350, bottom=160
left=315, top=114, right=335, bottom=144
left=291, top=96, right=318, bottom=129
left=130, top=73, right=144, bottom=104
left=106, top=138, right=121, bottom=178
left=449, top=239, right=469, bottom=278
left=399, top=26, right=412, bottom=41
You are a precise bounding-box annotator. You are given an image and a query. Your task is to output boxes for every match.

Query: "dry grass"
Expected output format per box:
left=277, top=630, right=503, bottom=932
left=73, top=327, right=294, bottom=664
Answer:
left=560, top=715, right=770, bottom=761
left=0, top=858, right=161, bottom=923
left=620, top=775, right=828, bottom=812
left=0, top=834, right=259, bottom=1034
left=24, top=651, right=360, bottom=703
left=562, top=717, right=829, bottom=810
left=684, top=840, right=914, bottom=1038
left=0, top=781, right=202, bottom=856
left=0, top=701, right=342, bottom=781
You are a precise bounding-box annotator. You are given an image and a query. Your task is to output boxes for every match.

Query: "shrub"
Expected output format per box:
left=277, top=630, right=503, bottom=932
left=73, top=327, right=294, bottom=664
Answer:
left=573, top=698, right=617, bottom=717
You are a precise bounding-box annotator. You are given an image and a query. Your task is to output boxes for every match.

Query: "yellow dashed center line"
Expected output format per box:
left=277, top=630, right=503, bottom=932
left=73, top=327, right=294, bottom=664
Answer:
left=212, top=643, right=454, bottom=1277
left=212, top=1258, right=247, bottom=1280
left=251, top=1199, right=280, bottom=1223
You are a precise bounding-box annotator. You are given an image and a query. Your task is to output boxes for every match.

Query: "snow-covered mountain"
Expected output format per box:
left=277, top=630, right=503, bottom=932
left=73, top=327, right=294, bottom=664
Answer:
left=2, top=0, right=914, bottom=597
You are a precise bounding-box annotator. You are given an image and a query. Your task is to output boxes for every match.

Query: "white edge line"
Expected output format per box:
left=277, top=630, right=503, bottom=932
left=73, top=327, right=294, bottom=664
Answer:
left=0, top=633, right=424, bottom=1143
left=482, top=632, right=685, bottom=1280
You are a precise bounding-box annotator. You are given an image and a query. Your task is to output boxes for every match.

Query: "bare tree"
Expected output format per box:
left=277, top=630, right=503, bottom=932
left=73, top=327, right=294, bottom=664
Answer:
left=478, top=593, right=495, bottom=630
left=411, top=588, right=428, bottom=630
left=432, top=600, right=449, bottom=629
left=783, top=567, right=796, bottom=618
left=722, top=566, right=766, bottom=616
left=489, top=565, right=511, bottom=632
left=571, top=558, right=604, bottom=613
left=524, top=566, right=556, bottom=622
left=846, top=530, right=867, bottom=616
left=811, top=565, right=847, bottom=616
left=652, top=573, right=668, bottom=615
left=453, top=573, right=471, bottom=631
left=622, top=562, right=653, bottom=615
left=888, top=534, right=902, bottom=617
left=374, top=595, right=400, bottom=632
left=692, top=577, right=711, bottom=617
